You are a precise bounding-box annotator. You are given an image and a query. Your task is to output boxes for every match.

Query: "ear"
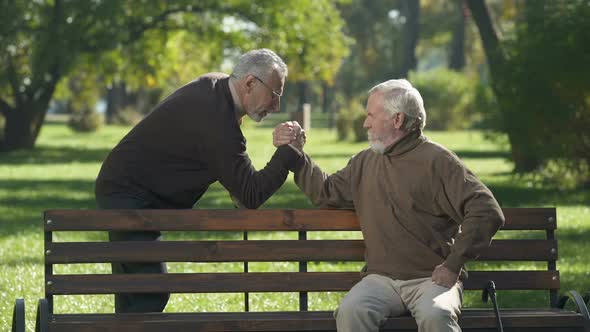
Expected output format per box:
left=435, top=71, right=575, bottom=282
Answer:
left=244, top=75, right=256, bottom=93
left=393, top=112, right=405, bottom=129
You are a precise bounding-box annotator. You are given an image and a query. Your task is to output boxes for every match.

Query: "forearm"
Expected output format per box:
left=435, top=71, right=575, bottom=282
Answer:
left=222, top=145, right=300, bottom=209
left=444, top=190, right=505, bottom=272
left=294, top=153, right=353, bottom=208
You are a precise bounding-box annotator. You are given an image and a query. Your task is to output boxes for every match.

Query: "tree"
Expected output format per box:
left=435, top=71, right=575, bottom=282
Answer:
left=448, top=0, right=466, bottom=70
left=467, top=0, right=590, bottom=183
left=336, top=0, right=421, bottom=99
left=467, top=0, right=539, bottom=171
left=0, top=0, right=350, bottom=151
left=0, top=0, right=221, bottom=150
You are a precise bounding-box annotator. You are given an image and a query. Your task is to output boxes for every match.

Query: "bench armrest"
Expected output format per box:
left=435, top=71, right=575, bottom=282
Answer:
left=35, top=298, right=49, bottom=332
left=557, top=290, right=590, bottom=321
left=12, top=298, right=25, bottom=332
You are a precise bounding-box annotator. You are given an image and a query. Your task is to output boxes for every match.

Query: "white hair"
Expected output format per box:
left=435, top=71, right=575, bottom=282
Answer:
left=231, top=49, right=288, bottom=81
left=368, top=79, right=426, bottom=130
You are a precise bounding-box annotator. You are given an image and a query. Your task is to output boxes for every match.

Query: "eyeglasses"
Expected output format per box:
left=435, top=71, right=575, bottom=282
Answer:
left=253, top=75, right=282, bottom=100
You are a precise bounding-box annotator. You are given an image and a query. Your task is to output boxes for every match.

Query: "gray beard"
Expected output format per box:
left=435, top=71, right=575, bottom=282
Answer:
left=247, top=110, right=268, bottom=122
left=369, top=141, right=386, bottom=154
left=368, top=132, right=386, bottom=154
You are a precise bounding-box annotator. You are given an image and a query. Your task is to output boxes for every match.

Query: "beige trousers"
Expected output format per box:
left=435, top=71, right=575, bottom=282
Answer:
left=334, top=274, right=463, bottom=332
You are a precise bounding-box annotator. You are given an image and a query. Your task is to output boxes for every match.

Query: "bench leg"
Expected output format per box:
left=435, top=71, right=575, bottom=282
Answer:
left=35, top=298, right=49, bottom=332
left=11, top=298, right=25, bottom=332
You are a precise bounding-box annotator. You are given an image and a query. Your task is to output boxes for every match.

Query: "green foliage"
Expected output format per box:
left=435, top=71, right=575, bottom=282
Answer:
left=335, top=96, right=366, bottom=141
left=68, top=109, right=102, bottom=132
left=410, top=69, right=484, bottom=130
left=337, top=0, right=404, bottom=97
left=0, top=115, right=4, bottom=140
left=472, top=81, right=500, bottom=129
left=480, top=0, right=590, bottom=185
left=61, top=0, right=352, bottom=103
left=111, top=106, right=143, bottom=126
left=535, top=159, right=590, bottom=190
left=335, top=116, right=349, bottom=141
left=351, top=111, right=367, bottom=142
left=249, top=0, right=352, bottom=85
left=0, top=0, right=351, bottom=150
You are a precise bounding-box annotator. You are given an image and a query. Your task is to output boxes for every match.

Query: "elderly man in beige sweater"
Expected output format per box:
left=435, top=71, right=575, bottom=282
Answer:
left=273, top=79, right=505, bottom=332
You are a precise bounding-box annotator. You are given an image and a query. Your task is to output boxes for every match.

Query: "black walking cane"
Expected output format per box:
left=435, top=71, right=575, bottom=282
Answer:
left=482, top=280, right=504, bottom=332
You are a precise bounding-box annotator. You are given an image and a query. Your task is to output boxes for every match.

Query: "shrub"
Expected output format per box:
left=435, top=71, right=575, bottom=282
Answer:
left=409, top=69, right=479, bottom=131
left=336, top=97, right=366, bottom=141
left=111, top=106, right=143, bottom=126
left=538, top=159, right=590, bottom=190
left=68, top=108, right=103, bottom=132
left=351, top=111, right=366, bottom=142
left=335, top=114, right=349, bottom=140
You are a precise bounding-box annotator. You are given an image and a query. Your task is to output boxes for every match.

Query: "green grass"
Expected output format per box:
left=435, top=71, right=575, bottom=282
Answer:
left=0, top=119, right=588, bottom=331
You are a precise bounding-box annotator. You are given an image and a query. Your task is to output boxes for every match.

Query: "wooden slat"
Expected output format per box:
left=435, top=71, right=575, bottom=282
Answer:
left=501, top=207, right=556, bottom=230
left=44, top=208, right=557, bottom=232
left=49, top=309, right=585, bottom=332
left=46, top=272, right=360, bottom=295
left=44, top=209, right=359, bottom=231
left=46, top=271, right=559, bottom=295
left=46, top=239, right=557, bottom=264
left=46, top=240, right=366, bottom=263
left=463, top=271, right=560, bottom=290
left=477, top=239, right=557, bottom=261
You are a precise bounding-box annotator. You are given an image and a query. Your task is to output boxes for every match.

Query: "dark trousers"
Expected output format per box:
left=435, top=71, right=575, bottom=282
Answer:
left=96, top=194, right=170, bottom=313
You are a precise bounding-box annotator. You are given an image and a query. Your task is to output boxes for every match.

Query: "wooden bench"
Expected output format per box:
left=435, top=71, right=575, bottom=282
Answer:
left=17, top=208, right=590, bottom=331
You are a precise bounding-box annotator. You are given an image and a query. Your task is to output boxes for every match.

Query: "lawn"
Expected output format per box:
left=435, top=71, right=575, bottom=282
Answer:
left=0, top=116, right=588, bottom=331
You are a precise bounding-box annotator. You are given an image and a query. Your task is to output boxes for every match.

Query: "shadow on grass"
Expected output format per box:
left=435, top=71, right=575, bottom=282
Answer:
left=487, top=182, right=589, bottom=207
left=0, top=179, right=96, bottom=237
left=454, top=150, right=511, bottom=159
left=2, top=256, right=44, bottom=267
left=0, top=146, right=111, bottom=165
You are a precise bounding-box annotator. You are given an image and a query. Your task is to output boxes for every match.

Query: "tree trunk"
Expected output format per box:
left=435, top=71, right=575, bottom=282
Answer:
left=466, top=0, right=503, bottom=75
left=106, top=82, right=128, bottom=124
left=297, top=81, right=309, bottom=112
left=2, top=102, right=48, bottom=151
left=399, top=0, right=420, bottom=78
left=449, top=0, right=466, bottom=70
left=467, top=0, right=542, bottom=172
left=321, top=82, right=331, bottom=114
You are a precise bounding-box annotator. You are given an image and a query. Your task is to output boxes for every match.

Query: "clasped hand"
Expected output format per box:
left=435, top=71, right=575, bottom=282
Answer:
left=273, top=121, right=306, bottom=152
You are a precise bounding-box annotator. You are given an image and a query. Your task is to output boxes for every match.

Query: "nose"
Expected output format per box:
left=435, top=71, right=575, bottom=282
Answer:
left=363, top=117, right=370, bottom=128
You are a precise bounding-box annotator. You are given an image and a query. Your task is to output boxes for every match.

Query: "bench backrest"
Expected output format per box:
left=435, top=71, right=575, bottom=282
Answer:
left=43, top=207, right=558, bottom=314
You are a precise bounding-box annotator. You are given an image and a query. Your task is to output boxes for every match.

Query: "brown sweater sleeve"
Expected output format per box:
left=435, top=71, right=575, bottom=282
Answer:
left=436, top=154, right=505, bottom=273
left=294, top=152, right=355, bottom=209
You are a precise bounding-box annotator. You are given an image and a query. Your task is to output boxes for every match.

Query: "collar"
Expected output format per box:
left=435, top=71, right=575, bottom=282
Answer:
left=228, top=77, right=243, bottom=115
left=383, top=129, right=426, bottom=157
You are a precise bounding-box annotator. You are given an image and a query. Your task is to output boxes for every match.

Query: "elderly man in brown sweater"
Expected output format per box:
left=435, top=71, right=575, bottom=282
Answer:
left=274, top=79, right=505, bottom=332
